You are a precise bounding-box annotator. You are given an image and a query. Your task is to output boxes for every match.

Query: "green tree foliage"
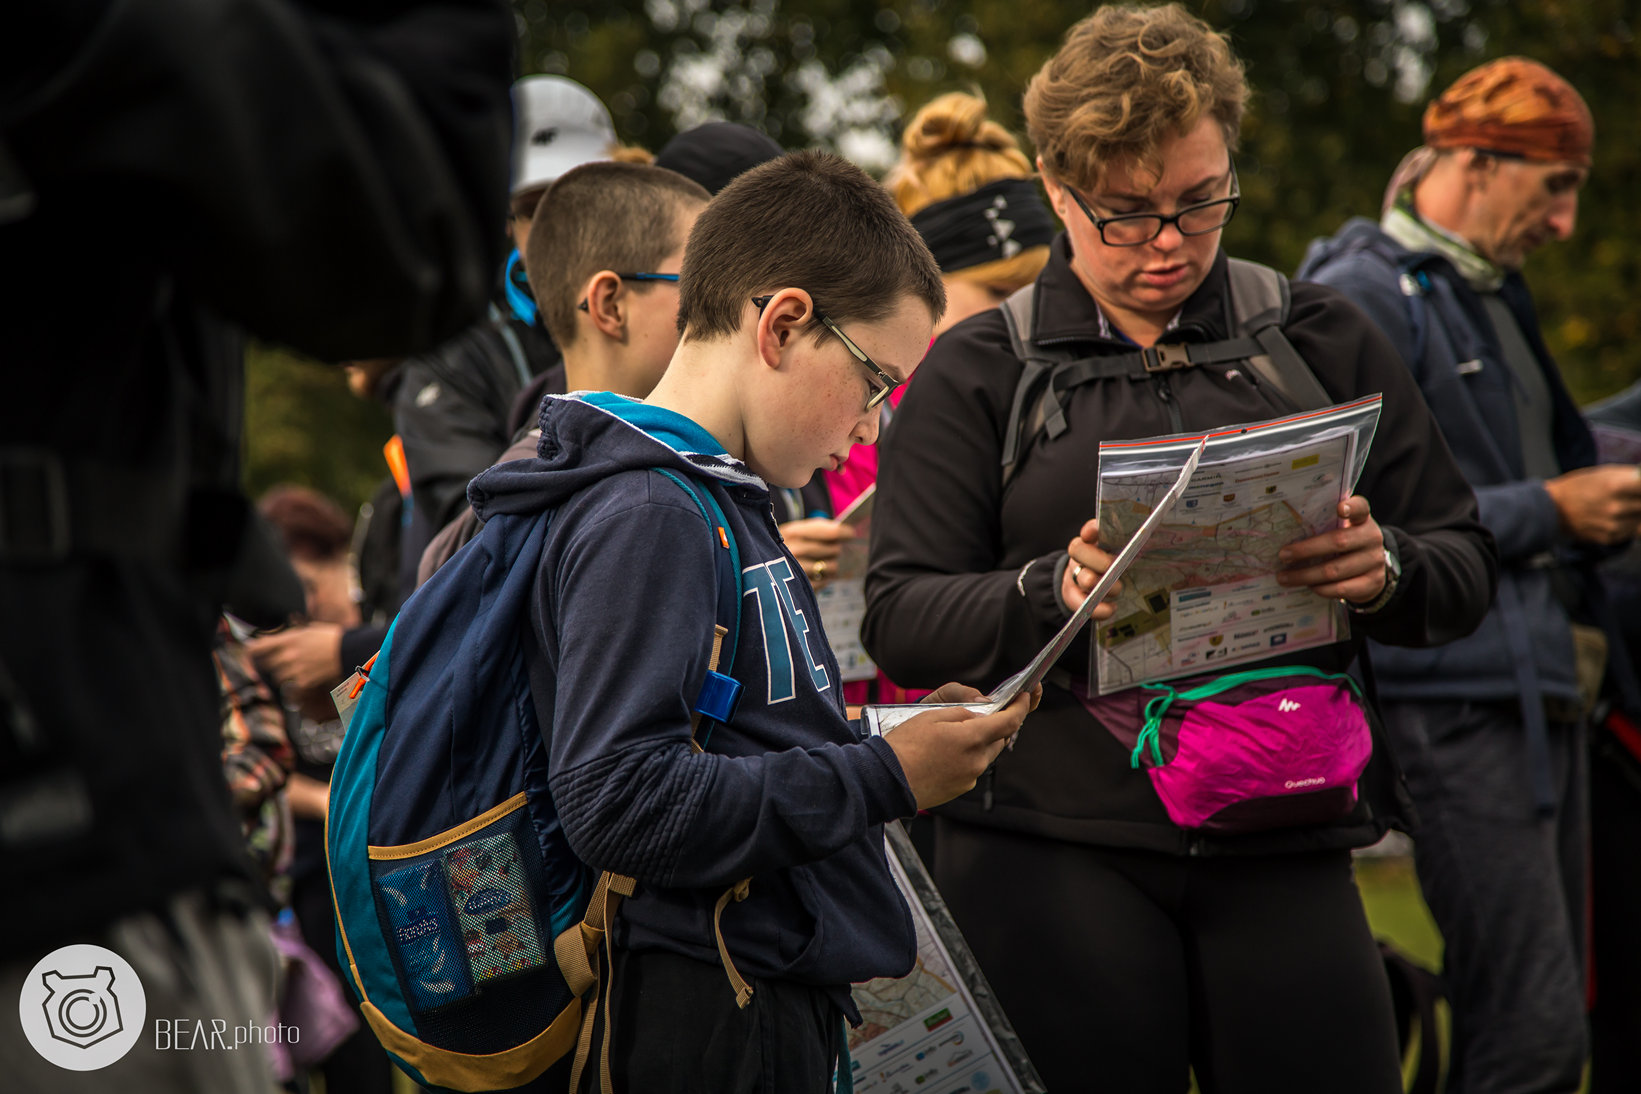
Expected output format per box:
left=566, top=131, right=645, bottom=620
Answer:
left=244, top=344, right=393, bottom=514
left=516, top=0, right=1639, bottom=403
left=247, top=2, right=1640, bottom=501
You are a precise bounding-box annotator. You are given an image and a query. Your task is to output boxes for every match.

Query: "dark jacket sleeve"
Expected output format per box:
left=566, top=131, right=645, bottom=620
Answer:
left=1, top=0, right=513, bottom=359
left=394, top=348, right=514, bottom=531
left=1285, top=283, right=1499, bottom=648
left=541, top=485, right=915, bottom=890
left=862, top=313, right=1078, bottom=691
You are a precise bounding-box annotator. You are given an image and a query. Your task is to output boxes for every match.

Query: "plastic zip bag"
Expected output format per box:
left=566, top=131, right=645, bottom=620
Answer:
left=1091, top=395, right=1383, bottom=694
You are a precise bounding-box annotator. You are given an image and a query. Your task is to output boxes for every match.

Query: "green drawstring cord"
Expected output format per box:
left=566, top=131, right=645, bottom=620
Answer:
left=1129, top=665, right=1364, bottom=770
left=1134, top=686, right=1173, bottom=768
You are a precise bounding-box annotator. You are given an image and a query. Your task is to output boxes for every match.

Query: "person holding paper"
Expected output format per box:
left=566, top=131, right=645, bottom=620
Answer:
left=862, top=6, right=1497, bottom=1092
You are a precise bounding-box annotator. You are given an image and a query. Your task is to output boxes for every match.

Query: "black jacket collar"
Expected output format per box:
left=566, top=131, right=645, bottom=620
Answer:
left=1030, top=233, right=1234, bottom=346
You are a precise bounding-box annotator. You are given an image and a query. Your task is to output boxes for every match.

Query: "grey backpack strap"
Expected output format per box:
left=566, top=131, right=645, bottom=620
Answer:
left=999, top=284, right=1067, bottom=479
left=1226, top=259, right=1331, bottom=412
left=488, top=302, right=534, bottom=389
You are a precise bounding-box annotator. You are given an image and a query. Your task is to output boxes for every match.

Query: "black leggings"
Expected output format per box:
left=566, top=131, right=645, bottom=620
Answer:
left=933, top=819, right=1402, bottom=1094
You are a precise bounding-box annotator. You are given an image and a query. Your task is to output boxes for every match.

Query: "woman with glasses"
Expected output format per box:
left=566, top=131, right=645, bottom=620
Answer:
left=862, top=6, right=1496, bottom=1091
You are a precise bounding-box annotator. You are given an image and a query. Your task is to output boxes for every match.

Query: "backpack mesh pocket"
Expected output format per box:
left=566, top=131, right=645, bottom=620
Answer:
left=368, top=799, right=579, bottom=1055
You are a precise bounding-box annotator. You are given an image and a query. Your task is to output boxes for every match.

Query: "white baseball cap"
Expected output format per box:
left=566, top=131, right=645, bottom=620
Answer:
left=511, top=76, right=617, bottom=195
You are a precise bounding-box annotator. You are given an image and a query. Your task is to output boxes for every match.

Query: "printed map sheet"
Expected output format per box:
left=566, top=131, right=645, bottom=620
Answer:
left=848, top=824, right=1043, bottom=1094
left=1093, top=427, right=1356, bottom=694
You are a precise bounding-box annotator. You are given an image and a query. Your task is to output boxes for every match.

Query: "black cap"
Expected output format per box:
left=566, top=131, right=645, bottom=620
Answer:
left=654, top=122, right=784, bottom=195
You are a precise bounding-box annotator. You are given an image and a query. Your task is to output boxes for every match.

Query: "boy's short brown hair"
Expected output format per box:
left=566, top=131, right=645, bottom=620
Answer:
left=1026, top=4, right=1248, bottom=193
left=526, top=162, right=710, bottom=349
left=675, top=150, right=945, bottom=343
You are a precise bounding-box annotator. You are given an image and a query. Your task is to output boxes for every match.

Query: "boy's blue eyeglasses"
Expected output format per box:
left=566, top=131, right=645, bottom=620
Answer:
left=576, top=272, right=681, bottom=311
left=752, top=294, right=901, bottom=411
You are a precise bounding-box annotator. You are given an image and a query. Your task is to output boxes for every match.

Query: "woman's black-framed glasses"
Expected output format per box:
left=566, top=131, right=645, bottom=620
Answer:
left=1066, top=163, right=1240, bottom=247
left=576, top=272, right=681, bottom=311
left=752, top=295, right=901, bottom=412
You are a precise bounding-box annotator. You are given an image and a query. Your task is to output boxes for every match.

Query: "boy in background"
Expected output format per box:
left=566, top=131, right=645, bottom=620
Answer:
left=466, top=151, right=1036, bottom=1093
left=418, top=161, right=711, bottom=580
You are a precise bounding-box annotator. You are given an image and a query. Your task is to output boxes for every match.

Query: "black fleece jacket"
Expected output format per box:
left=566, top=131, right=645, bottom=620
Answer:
left=863, top=237, right=1497, bottom=855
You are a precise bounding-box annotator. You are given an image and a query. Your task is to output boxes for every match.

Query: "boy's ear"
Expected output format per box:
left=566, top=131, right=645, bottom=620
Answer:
left=581, top=270, right=627, bottom=340
left=754, top=289, right=816, bottom=370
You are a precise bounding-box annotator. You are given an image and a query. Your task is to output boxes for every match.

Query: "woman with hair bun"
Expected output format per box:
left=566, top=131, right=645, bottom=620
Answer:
left=888, top=91, right=1057, bottom=336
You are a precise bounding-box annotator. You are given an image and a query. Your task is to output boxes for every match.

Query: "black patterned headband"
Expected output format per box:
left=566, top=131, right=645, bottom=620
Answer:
left=908, top=177, right=1056, bottom=273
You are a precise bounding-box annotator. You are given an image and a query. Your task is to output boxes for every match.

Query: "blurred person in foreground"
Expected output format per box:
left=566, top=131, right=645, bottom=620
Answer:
left=1301, top=58, right=1640, bottom=1094
left=1583, top=382, right=1641, bottom=1094
left=0, top=2, right=513, bottom=1089
left=863, top=7, right=1498, bottom=1090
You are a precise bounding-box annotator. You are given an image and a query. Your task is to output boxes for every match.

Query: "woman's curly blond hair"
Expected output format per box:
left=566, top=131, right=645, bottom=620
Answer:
left=1025, top=4, right=1247, bottom=193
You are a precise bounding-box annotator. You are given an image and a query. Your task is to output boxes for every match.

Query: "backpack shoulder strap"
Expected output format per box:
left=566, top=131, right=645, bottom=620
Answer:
left=1226, top=258, right=1332, bottom=412
left=488, top=302, right=534, bottom=389
left=561, top=468, right=756, bottom=1094
left=998, top=284, right=1046, bottom=467
left=999, top=283, right=1086, bottom=483
left=1303, top=234, right=1438, bottom=383
left=653, top=469, right=743, bottom=745
left=652, top=468, right=755, bottom=1010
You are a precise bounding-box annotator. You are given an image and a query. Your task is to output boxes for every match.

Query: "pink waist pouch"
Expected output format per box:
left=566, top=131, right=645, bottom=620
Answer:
left=1085, top=667, right=1373, bottom=834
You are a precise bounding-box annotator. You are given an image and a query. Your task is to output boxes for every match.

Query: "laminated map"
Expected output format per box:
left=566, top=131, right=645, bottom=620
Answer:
left=1092, top=398, right=1382, bottom=695
left=847, top=824, right=1044, bottom=1094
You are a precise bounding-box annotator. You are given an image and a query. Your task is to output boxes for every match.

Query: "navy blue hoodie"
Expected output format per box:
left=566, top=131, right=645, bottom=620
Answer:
left=467, top=393, right=918, bottom=1010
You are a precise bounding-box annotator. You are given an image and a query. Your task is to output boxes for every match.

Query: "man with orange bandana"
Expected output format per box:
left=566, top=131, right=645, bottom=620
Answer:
left=1302, top=59, right=1641, bottom=1094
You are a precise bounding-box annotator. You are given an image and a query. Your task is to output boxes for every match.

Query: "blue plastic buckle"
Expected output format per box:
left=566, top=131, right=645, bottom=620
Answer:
left=694, top=671, right=743, bottom=727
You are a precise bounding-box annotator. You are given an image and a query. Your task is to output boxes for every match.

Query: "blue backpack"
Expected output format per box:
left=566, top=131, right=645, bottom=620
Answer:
left=326, top=468, right=747, bottom=1093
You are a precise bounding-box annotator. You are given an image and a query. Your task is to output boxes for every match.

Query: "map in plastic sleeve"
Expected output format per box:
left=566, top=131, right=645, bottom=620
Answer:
left=1093, top=396, right=1382, bottom=695
left=847, top=823, right=1045, bottom=1094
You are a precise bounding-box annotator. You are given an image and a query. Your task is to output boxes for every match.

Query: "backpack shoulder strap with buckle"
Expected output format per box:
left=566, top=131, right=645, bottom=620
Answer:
left=998, top=260, right=1332, bottom=486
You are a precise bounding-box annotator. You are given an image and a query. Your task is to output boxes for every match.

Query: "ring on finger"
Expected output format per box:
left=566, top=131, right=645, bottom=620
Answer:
left=1070, top=561, right=1084, bottom=585
left=814, top=560, right=827, bottom=582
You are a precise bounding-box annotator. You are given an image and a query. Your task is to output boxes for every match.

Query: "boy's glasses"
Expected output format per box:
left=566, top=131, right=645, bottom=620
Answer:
left=752, top=295, right=902, bottom=411
left=1065, top=162, right=1241, bottom=247
left=577, top=272, right=681, bottom=311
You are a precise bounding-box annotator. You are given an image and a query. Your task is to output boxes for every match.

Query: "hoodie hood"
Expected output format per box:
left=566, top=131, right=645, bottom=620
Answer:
left=484, top=391, right=916, bottom=995
left=467, top=392, right=767, bottom=522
